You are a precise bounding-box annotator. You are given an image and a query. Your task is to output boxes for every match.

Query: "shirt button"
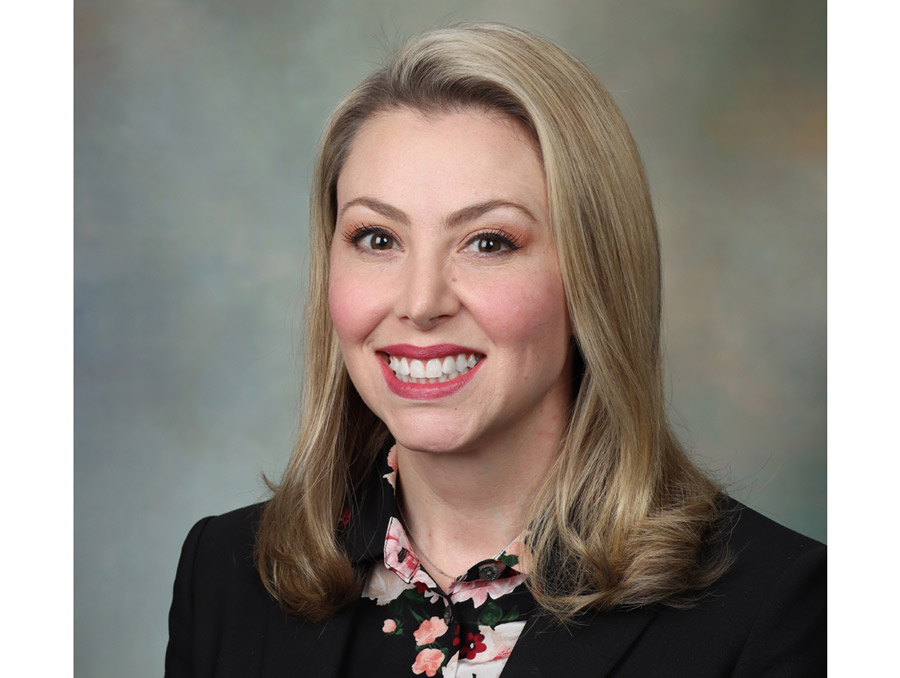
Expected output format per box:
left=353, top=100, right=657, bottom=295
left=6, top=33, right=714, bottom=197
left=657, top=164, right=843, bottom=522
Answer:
left=443, top=605, right=453, bottom=625
left=479, top=563, right=501, bottom=581
left=397, top=547, right=408, bottom=562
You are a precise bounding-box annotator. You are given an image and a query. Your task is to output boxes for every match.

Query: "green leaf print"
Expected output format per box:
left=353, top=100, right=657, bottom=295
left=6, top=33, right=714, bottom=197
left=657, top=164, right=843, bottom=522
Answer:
left=499, top=605, right=521, bottom=625
left=497, top=554, right=519, bottom=568
left=478, top=600, right=503, bottom=627
left=402, top=588, right=424, bottom=603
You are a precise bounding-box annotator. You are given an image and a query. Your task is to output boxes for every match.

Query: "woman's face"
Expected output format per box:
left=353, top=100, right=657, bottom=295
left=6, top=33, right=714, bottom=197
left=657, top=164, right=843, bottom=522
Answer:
left=329, top=108, right=573, bottom=455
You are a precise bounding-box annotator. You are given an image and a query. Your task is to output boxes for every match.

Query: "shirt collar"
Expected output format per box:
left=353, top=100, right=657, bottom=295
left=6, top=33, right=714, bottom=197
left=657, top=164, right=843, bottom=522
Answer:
left=343, top=445, right=530, bottom=579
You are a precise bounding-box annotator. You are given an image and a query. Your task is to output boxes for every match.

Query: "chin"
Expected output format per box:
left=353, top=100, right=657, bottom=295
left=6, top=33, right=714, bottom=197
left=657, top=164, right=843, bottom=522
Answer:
left=386, top=416, right=473, bottom=455
left=391, top=433, right=470, bottom=456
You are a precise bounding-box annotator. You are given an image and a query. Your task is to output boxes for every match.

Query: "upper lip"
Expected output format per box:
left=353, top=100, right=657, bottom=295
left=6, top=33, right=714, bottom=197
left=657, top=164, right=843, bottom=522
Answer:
left=378, top=343, right=483, bottom=360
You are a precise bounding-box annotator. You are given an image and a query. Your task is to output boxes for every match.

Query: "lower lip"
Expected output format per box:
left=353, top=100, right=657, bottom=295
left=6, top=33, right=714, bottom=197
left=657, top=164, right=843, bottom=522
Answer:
left=379, top=358, right=483, bottom=400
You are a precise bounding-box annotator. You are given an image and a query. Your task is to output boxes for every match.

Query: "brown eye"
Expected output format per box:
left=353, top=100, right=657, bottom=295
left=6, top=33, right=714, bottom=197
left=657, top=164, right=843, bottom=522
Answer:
left=346, top=226, right=397, bottom=252
left=478, top=238, right=503, bottom=253
left=370, top=233, right=393, bottom=250
left=463, top=230, right=520, bottom=255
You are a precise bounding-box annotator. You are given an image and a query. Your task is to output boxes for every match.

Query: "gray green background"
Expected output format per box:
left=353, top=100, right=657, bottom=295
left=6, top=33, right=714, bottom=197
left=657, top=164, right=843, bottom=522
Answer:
left=75, top=1, right=825, bottom=676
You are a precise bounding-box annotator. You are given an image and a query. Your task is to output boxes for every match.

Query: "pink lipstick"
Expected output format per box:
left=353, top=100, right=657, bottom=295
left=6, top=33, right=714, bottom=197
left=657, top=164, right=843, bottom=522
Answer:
left=377, top=344, right=484, bottom=401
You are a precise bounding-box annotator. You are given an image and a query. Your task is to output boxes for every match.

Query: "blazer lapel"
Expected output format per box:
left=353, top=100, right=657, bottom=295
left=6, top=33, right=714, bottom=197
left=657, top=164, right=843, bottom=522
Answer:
left=501, top=605, right=659, bottom=677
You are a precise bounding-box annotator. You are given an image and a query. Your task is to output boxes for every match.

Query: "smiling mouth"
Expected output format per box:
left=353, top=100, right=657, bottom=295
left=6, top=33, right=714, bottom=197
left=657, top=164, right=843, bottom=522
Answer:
left=385, top=352, right=483, bottom=384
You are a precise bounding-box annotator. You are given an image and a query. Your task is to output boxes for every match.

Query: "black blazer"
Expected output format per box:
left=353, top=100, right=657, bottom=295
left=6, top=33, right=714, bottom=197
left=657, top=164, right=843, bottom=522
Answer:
left=165, top=500, right=825, bottom=677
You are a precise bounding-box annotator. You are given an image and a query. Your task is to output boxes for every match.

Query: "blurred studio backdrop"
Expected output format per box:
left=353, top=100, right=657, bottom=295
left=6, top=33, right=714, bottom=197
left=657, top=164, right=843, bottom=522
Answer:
left=75, top=1, right=825, bottom=676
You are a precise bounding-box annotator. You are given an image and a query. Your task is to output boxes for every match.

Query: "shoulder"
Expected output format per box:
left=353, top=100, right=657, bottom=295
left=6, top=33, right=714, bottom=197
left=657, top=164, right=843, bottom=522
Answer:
left=166, top=502, right=365, bottom=677
left=643, top=499, right=826, bottom=676
left=722, top=497, right=824, bottom=566
left=713, top=498, right=826, bottom=624
left=166, top=503, right=274, bottom=677
left=174, top=503, right=269, bottom=609
left=712, top=497, right=825, bottom=599
left=496, top=499, right=825, bottom=678
left=180, top=503, right=265, bottom=566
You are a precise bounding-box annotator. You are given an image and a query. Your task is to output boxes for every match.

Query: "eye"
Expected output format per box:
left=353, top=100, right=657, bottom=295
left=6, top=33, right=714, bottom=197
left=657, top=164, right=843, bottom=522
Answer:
left=363, top=232, right=395, bottom=250
left=463, top=230, right=521, bottom=255
left=344, top=225, right=397, bottom=251
left=473, top=237, right=504, bottom=253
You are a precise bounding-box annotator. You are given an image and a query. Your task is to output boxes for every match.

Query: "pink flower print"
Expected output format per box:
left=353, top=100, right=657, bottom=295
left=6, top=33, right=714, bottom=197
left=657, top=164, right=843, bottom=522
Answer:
left=409, top=566, right=441, bottom=603
left=384, top=445, right=398, bottom=488
left=384, top=519, right=424, bottom=582
left=480, top=621, right=527, bottom=661
left=451, top=572, right=525, bottom=607
left=455, top=624, right=526, bottom=678
left=386, top=445, right=398, bottom=471
left=362, top=563, right=408, bottom=605
left=412, top=648, right=445, bottom=676
left=413, top=616, right=448, bottom=646
left=382, top=618, right=397, bottom=633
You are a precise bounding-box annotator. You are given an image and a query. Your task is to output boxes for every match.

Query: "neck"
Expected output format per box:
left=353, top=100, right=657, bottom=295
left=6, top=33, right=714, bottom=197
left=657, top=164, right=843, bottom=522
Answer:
left=394, top=428, right=561, bottom=583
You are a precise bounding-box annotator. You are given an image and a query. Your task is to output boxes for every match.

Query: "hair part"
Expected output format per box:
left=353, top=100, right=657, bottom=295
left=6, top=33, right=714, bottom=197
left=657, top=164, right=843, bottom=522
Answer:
left=257, top=22, right=731, bottom=624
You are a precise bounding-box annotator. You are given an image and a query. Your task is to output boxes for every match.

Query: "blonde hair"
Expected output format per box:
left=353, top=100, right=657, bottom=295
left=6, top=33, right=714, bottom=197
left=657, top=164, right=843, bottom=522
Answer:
left=257, top=23, right=730, bottom=623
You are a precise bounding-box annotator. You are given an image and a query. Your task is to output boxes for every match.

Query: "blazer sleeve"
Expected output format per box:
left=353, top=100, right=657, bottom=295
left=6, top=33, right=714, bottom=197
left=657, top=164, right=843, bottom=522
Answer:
left=732, top=541, right=827, bottom=677
left=165, top=516, right=214, bottom=678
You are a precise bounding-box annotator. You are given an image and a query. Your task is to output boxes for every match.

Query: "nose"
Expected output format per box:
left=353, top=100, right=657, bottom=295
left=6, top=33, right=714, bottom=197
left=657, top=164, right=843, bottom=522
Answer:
left=395, top=254, right=460, bottom=329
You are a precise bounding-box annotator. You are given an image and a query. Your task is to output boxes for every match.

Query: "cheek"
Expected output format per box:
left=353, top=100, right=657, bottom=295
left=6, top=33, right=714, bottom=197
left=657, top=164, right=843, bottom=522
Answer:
left=474, top=271, right=570, bottom=349
left=328, top=271, right=382, bottom=346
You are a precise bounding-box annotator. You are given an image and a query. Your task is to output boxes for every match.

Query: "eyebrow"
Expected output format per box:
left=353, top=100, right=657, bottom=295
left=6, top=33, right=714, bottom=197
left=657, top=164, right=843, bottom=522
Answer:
left=338, top=197, right=538, bottom=229
left=445, top=200, right=538, bottom=229
left=338, top=197, right=410, bottom=226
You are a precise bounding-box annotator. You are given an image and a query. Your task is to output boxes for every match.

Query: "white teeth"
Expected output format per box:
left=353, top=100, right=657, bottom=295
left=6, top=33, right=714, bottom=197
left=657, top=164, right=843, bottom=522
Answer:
left=425, top=359, right=442, bottom=378
left=409, top=359, right=425, bottom=379
left=387, top=352, right=481, bottom=384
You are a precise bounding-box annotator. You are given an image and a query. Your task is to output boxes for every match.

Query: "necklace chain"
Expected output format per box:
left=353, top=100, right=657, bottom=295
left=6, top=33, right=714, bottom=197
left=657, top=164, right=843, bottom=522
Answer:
left=395, top=500, right=461, bottom=581
left=409, top=531, right=461, bottom=581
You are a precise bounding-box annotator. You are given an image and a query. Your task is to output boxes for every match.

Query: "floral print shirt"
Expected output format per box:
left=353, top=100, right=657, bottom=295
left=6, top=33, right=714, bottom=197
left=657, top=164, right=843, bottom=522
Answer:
left=341, top=447, right=535, bottom=678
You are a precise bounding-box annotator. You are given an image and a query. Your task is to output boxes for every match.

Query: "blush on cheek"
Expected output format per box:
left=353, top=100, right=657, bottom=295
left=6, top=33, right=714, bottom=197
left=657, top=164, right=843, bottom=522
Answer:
left=328, top=281, right=363, bottom=338
left=482, top=275, right=569, bottom=339
left=327, top=285, right=351, bottom=335
left=328, top=278, right=388, bottom=344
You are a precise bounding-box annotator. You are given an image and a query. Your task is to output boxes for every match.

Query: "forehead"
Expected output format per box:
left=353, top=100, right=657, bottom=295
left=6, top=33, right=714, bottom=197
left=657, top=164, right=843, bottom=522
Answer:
left=336, top=108, right=547, bottom=218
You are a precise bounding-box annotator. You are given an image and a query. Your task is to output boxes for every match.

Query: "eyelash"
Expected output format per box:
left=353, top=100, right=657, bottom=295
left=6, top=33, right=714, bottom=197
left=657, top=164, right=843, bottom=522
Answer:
left=343, top=224, right=393, bottom=249
left=342, top=224, right=523, bottom=255
left=465, top=229, right=522, bottom=254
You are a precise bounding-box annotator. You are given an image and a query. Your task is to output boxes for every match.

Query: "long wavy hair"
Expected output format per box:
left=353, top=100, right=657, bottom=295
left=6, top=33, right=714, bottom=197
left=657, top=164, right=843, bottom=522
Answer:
left=257, top=22, right=731, bottom=623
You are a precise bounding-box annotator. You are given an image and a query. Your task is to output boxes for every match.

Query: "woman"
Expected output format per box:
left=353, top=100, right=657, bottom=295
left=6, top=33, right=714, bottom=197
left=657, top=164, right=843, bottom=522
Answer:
left=166, top=23, right=825, bottom=677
